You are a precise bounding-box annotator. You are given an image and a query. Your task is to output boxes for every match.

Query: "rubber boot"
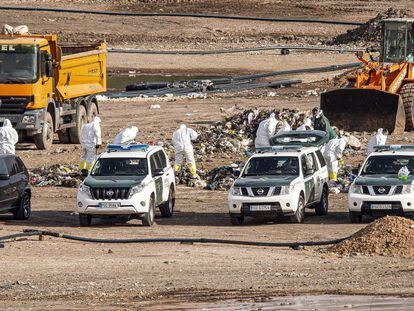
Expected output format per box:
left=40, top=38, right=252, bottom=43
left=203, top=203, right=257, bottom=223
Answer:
left=329, top=172, right=338, bottom=181
left=86, top=162, right=93, bottom=173
left=174, top=164, right=181, bottom=172
left=189, top=162, right=198, bottom=178
left=79, top=160, right=86, bottom=170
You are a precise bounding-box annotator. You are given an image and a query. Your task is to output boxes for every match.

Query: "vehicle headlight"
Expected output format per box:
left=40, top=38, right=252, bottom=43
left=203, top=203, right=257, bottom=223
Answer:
left=280, top=183, right=297, bottom=195
left=350, top=184, right=362, bottom=194
left=22, top=115, right=36, bottom=124
left=402, top=184, right=414, bottom=194
left=231, top=187, right=242, bottom=196
left=79, top=183, right=91, bottom=198
left=128, top=183, right=145, bottom=199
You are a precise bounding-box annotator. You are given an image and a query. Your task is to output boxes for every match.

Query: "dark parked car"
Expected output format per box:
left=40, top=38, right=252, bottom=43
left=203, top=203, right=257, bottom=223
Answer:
left=0, top=155, right=31, bottom=220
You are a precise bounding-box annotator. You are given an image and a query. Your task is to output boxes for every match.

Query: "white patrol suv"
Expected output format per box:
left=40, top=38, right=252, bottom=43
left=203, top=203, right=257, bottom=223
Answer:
left=348, top=145, right=414, bottom=223
left=77, top=144, right=176, bottom=227
left=228, top=146, right=329, bottom=225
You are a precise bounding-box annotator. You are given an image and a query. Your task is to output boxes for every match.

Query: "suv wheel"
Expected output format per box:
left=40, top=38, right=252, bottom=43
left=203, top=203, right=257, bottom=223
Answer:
left=349, top=212, right=363, bottom=223
left=230, top=215, right=244, bottom=225
left=160, top=186, right=175, bottom=218
left=291, top=194, right=305, bottom=223
left=13, top=191, right=31, bottom=220
left=142, top=197, right=155, bottom=226
left=79, top=214, right=92, bottom=226
left=315, top=186, right=329, bottom=216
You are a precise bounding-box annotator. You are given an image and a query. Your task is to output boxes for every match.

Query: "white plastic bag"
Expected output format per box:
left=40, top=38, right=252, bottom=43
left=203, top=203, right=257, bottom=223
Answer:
left=398, top=166, right=410, bottom=181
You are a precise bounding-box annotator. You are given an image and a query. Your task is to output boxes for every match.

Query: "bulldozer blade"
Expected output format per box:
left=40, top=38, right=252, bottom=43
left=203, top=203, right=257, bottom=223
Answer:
left=320, top=88, right=405, bottom=134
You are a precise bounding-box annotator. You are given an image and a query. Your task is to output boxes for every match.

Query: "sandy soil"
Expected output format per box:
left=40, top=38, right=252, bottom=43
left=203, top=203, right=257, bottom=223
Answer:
left=1, top=0, right=414, bottom=309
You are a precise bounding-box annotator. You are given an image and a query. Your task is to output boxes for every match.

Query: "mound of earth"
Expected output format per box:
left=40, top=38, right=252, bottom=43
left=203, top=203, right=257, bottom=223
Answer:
left=330, top=216, right=414, bottom=258
left=329, top=8, right=413, bottom=46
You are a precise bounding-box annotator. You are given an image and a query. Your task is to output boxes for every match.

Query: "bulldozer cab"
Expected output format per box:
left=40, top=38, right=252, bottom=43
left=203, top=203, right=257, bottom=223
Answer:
left=381, top=19, right=414, bottom=64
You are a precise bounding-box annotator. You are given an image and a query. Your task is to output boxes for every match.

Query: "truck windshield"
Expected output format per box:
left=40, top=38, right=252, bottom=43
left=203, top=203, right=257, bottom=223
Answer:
left=91, top=158, right=148, bottom=176
left=0, top=44, right=38, bottom=83
left=361, top=155, right=414, bottom=175
left=243, top=156, right=299, bottom=176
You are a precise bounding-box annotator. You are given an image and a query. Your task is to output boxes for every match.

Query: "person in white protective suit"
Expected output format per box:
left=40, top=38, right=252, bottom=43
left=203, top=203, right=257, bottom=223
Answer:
left=113, top=126, right=139, bottom=145
left=172, top=124, right=198, bottom=177
left=0, top=119, right=18, bottom=155
left=277, top=120, right=291, bottom=134
left=367, top=128, right=388, bottom=155
left=79, top=116, right=102, bottom=172
left=254, top=113, right=278, bottom=148
left=323, top=136, right=348, bottom=181
left=296, top=117, right=313, bottom=131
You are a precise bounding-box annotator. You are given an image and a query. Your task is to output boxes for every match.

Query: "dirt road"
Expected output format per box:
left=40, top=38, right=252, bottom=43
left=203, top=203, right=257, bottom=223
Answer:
left=1, top=0, right=414, bottom=309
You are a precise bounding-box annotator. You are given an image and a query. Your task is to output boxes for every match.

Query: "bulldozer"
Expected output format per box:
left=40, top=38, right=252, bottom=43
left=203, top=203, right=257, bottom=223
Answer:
left=321, top=18, right=414, bottom=134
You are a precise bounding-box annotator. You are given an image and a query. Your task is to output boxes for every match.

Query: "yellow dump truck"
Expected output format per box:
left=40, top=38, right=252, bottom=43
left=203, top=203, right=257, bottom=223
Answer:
left=0, top=34, right=106, bottom=149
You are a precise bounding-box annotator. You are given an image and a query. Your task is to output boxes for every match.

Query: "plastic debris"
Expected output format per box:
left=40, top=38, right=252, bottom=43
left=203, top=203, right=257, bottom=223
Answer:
left=29, top=165, right=82, bottom=188
left=150, top=104, right=161, bottom=109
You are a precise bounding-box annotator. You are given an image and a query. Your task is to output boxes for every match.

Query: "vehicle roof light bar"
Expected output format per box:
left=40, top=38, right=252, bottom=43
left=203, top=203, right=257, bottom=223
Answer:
left=106, top=144, right=149, bottom=152
left=256, top=145, right=303, bottom=153
left=374, top=145, right=414, bottom=152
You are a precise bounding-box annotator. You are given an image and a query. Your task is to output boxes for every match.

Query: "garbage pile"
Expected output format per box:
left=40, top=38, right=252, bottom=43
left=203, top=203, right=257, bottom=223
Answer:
left=330, top=8, right=413, bottom=45
left=175, top=163, right=244, bottom=191
left=29, top=165, right=82, bottom=188
left=194, top=108, right=308, bottom=158
left=329, top=216, right=414, bottom=258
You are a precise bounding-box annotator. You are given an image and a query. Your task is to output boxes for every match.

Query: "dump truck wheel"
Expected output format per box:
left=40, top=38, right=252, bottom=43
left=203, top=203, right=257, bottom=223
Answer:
left=57, top=129, right=71, bottom=144
left=401, top=84, right=414, bottom=131
left=69, top=105, right=87, bottom=144
left=34, top=112, right=54, bottom=150
left=87, top=102, right=98, bottom=122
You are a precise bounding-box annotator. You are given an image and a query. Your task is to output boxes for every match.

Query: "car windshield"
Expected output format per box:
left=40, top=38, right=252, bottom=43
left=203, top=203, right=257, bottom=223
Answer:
left=0, top=159, right=7, bottom=175
left=361, top=155, right=414, bottom=175
left=91, top=158, right=148, bottom=176
left=242, top=156, right=299, bottom=176
left=0, top=44, right=38, bottom=83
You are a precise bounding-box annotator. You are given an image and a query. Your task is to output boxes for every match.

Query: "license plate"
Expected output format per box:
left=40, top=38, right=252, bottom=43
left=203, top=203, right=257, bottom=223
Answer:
left=371, top=204, right=392, bottom=210
left=99, top=202, right=121, bottom=208
left=250, top=205, right=272, bottom=211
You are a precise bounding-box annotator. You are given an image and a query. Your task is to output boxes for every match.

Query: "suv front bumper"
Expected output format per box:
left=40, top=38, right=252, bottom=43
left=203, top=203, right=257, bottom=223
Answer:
left=77, top=191, right=150, bottom=215
left=228, top=193, right=298, bottom=216
left=348, top=193, right=414, bottom=215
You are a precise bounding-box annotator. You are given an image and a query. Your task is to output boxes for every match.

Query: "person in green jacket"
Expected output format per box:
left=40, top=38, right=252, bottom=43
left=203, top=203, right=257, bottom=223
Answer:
left=312, top=107, right=337, bottom=140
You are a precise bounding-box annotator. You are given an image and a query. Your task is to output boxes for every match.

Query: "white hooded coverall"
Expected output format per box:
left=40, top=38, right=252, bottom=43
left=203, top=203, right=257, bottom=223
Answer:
left=172, top=124, right=198, bottom=175
left=113, top=126, right=139, bottom=145
left=277, top=120, right=291, bottom=134
left=323, top=137, right=348, bottom=181
left=367, top=128, right=387, bottom=155
left=254, top=113, right=278, bottom=148
left=79, top=116, right=102, bottom=171
left=0, top=119, right=18, bottom=155
left=296, top=118, right=313, bottom=131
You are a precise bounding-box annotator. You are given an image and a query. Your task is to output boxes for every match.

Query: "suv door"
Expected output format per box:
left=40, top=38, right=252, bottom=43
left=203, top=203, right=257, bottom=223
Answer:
left=314, top=149, right=328, bottom=199
left=156, top=150, right=172, bottom=201
left=4, top=157, right=20, bottom=208
left=301, top=154, right=317, bottom=204
left=150, top=153, right=164, bottom=206
left=0, top=158, right=10, bottom=210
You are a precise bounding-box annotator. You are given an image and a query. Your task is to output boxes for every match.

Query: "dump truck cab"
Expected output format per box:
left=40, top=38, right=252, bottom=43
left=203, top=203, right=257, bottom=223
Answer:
left=0, top=33, right=106, bottom=149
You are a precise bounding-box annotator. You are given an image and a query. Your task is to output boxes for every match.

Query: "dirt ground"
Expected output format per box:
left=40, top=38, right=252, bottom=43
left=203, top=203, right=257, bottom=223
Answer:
left=1, top=0, right=414, bottom=309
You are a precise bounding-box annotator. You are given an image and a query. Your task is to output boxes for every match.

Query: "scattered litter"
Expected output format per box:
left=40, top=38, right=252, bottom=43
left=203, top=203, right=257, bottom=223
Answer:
left=29, top=165, right=82, bottom=188
left=150, top=104, right=161, bottom=109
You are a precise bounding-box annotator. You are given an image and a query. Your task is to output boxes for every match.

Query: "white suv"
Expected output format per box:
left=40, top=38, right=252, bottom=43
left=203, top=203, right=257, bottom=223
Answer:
left=348, top=145, right=414, bottom=223
left=228, top=146, right=329, bottom=224
left=77, top=144, right=176, bottom=226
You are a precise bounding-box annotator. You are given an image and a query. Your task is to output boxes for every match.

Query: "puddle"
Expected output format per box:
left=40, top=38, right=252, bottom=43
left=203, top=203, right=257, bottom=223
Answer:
left=107, top=74, right=220, bottom=91
left=149, top=295, right=414, bottom=310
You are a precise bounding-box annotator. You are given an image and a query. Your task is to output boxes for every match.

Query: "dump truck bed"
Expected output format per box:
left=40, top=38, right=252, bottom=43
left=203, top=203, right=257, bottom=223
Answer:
left=56, top=43, right=107, bottom=100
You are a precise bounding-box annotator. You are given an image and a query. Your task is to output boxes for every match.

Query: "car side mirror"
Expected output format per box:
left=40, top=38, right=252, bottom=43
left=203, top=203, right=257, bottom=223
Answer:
left=80, top=169, right=89, bottom=178
left=0, top=173, right=9, bottom=180
left=305, top=169, right=315, bottom=175
left=352, top=168, right=359, bottom=175
left=154, top=168, right=164, bottom=177
left=233, top=170, right=241, bottom=178
left=45, top=61, right=53, bottom=78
